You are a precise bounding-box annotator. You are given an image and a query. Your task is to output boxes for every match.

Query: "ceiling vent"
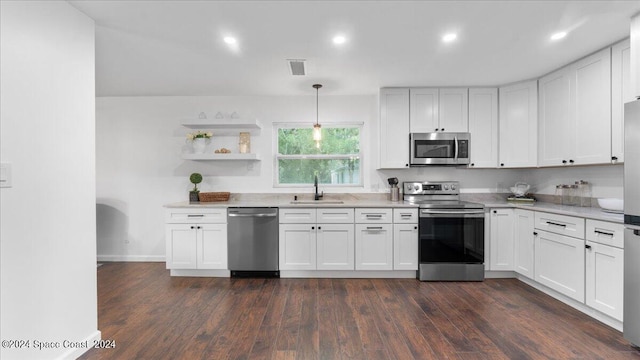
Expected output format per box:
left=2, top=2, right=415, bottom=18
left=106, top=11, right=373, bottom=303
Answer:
left=287, top=59, right=306, bottom=76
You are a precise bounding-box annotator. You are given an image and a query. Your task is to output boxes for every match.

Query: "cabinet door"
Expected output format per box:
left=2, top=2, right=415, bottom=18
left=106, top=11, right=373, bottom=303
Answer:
left=499, top=80, right=538, bottom=168
left=489, top=209, right=514, bottom=271
left=631, top=13, right=640, bottom=99
left=611, top=39, right=631, bottom=163
left=439, top=88, right=469, bottom=132
left=586, top=241, right=624, bottom=321
left=279, top=224, right=316, bottom=270
left=379, top=88, right=410, bottom=169
left=317, top=224, right=355, bottom=270
left=538, top=67, right=572, bottom=167
left=410, top=88, right=439, bottom=133
left=197, top=224, right=227, bottom=269
left=468, top=88, right=498, bottom=168
left=535, top=230, right=585, bottom=302
left=514, top=209, right=535, bottom=279
left=165, top=224, right=197, bottom=269
left=572, top=48, right=612, bottom=165
left=355, top=224, right=393, bottom=270
left=393, top=224, right=418, bottom=270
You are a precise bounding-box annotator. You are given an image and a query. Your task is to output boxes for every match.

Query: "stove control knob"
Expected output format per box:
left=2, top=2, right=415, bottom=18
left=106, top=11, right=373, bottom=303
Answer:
left=451, top=184, right=456, bottom=190
left=443, top=185, right=449, bottom=190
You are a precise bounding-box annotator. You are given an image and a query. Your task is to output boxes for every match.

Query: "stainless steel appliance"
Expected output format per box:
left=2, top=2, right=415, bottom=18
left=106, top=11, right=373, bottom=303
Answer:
left=227, top=207, right=279, bottom=277
left=624, top=99, right=640, bottom=347
left=404, top=181, right=485, bottom=281
left=410, top=132, right=470, bottom=166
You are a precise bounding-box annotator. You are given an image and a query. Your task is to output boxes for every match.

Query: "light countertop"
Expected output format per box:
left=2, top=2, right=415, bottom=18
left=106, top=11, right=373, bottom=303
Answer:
left=165, top=193, right=624, bottom=224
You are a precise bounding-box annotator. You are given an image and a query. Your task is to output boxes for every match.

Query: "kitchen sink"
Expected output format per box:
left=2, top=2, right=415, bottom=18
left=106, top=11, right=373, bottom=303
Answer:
left=289, top=200, right=344, bottom=204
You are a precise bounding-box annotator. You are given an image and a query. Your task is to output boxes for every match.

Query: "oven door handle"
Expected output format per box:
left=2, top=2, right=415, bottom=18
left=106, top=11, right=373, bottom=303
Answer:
left=420, top=209, right=485, bottom=218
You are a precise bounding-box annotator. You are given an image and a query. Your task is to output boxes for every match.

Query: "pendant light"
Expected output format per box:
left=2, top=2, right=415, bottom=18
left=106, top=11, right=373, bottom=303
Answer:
left=312, top=84, right=322, bottom=148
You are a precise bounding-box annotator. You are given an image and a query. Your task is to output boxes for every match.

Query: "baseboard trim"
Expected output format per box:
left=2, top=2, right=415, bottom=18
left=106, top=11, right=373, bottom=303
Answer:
left=280, top=270, right=417, bottom=278
left=517, top=275, right=623, bottom=332
left=97, top=255, right=165, bottom=262
left=170, top=269, right=230, bottom=277
left=55, top=330, right=101, bottom=360
left=484, top=270, right=517, bottom=278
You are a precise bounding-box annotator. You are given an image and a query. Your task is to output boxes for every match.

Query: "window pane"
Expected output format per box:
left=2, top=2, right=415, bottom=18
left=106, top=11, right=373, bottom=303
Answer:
left=278, top=128, right=360, bottom=155
left=278, top=158, right=360, bottom=185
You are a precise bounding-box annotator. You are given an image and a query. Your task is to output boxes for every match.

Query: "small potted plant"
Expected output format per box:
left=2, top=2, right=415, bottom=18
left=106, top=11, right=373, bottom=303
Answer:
left=186, top=130, right=213, bottom=153
left=189, top=173, right=203, bottom=202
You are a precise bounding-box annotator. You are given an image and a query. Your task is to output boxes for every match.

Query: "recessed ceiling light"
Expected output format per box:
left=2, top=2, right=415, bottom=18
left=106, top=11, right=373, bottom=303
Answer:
left=550, top=32, right=567, bottom=41
left=333, top=35, right=347, bottom=45
left=223, top=36, right=237, bottom=45
left=442, top=33, right=457, bottom=43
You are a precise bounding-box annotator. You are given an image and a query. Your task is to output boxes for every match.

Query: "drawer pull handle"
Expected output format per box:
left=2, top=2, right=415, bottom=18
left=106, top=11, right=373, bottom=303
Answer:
left=594, top=230, right=614, bottom=237
left=187, top=214, right=205, bottom=217
left=366, top=214, right=383, bottom=218
left=366, top=226, right=384, bottom=230
left=546, top=221, right=566, bottom=228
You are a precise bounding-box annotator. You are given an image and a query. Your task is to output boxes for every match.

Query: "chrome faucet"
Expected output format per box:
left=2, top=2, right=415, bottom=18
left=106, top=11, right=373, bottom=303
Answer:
left=314, top=175, right=324, bottom=201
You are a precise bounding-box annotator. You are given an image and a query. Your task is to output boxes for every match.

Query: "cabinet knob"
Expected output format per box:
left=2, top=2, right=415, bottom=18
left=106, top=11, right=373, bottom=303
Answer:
left=435, top=128, right=439, bottom=131
left=612, top=156, right=618, bottom=161
left=585, top=244, right=592, bottom=250
left=562, top=160, right=567, bottom=164
left=569, top=159, right=574, bottom=164
left=493, top=210, right=497, bottom=214
left=190, top=226, right=195, bottom=229
left=500, top=163, right=504, bottom=167
left=405, top=163, right=409, bottom=167
left=414, top=226, right=418, bottom=230
left=311, top=226, right=315, bottom=230
left=441, top=128, right=445, bottom=131
left=533, top=232, right=538, bottom=236
left=318, top=226, right=322, bottom=230
left=471, top=163, right=475, bottom=167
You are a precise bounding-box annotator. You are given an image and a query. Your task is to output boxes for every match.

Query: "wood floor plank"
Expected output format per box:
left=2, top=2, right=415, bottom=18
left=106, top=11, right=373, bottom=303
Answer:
left=80, top=263, right=640, bottom=360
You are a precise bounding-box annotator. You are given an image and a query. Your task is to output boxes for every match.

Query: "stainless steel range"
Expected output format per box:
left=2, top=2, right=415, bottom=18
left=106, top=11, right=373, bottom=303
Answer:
left=404, top=181, right=485, bottom=281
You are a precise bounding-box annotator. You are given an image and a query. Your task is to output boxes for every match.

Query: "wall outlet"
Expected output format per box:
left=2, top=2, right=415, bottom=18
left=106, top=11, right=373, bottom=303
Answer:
left=0, top=163, right=12, bottom=188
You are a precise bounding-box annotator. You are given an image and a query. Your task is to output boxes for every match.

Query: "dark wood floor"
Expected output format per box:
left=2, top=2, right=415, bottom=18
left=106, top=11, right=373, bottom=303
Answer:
left=80, top=263, right=639, bottom=360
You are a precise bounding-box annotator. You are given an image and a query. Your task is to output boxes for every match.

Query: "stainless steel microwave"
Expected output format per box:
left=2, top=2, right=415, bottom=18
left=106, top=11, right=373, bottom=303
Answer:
left=410, top=132, right=470, bottom=166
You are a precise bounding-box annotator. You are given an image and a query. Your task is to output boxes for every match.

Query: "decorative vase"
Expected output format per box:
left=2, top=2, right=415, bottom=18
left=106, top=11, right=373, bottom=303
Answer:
left=192, top=138, right=208, bottom=153
left=189, top=192, right=199, bottom=203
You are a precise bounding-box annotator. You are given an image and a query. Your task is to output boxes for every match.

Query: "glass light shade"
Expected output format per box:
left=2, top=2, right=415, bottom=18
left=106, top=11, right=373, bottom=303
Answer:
left=313, top=123, right=322, bottom=141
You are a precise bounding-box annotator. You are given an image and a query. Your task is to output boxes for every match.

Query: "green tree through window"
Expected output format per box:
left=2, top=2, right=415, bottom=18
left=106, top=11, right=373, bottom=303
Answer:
left=276, top=125, right=361, bottom=186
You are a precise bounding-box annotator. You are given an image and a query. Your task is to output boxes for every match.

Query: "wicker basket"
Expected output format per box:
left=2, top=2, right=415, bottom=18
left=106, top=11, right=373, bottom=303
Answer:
left=198, top=192, right=230, bottom=202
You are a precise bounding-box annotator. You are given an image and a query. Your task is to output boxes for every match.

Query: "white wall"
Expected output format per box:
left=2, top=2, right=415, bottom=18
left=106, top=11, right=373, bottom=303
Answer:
left=0, top=2, right=99, bottom=359
left=96, top=95, right=624, bottom=261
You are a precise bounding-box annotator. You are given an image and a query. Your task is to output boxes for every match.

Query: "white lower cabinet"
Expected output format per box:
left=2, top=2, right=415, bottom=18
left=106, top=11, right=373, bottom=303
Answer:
left=279, top=223, right=317, bottom=270
left=393, top=224, right=418, bottom=270
left=489, top=209, right=514, bottom=271
left=165, top=208, right=228, bottom=270
left=514, top=209, right=535, bottom=279
left=316, top=224, right=355, bottom=270
left=355, top=224, right=393, bottom=270
left=534, top=230, right=585, bottom=302
left=585, top=241, right=624, bottom=321
left=166, top=224, right=228, bottom=270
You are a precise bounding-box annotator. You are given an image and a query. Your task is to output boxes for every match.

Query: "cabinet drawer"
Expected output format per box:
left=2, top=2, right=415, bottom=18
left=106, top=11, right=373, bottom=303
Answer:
left=355, top=208, right=393, bottom=223
left=585, top=219, right=624, bottom=248
left=393, top=208, right=419, bottom=223
left=317, top=208, right=355, bottom=223
left=534, top=212, right=585, bottom=239
left=279, top=208, right=317, bottom=223
left=165, top=208, right=227, bottom=224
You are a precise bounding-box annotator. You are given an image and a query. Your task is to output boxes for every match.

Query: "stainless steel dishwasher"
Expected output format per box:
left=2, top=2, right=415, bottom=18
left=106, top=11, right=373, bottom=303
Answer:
left=227, top=207, right=279, bottom=277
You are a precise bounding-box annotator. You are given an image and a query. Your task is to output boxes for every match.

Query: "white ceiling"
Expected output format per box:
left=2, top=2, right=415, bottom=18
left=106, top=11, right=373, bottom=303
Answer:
left=69, top=0, right=640, bottom=97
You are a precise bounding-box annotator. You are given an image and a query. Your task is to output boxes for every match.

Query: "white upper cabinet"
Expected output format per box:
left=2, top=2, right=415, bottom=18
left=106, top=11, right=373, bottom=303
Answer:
left=612, top=39, right=632, bottom=163
left=631, top=13, right=640, bottom=99
left=538, top=48, right=612, bottom=167
left=573, top=48, right=612, bottom=165
left=439, top=88, right=469, bottom=132
left=410, top=88, right=439, bottom=133
left=410, top=88, right=468, bottom=133
left=379, top=88, right=410, bottom=169
left=538, top=67, right=572, bottom=166
left=499, top=80, right=538, bottom=168
left=468, top=88, right=498, bottom=168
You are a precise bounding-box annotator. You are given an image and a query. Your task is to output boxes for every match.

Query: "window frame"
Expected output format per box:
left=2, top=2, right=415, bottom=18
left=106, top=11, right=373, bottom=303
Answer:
left=273, top=122, right=364, bottom=188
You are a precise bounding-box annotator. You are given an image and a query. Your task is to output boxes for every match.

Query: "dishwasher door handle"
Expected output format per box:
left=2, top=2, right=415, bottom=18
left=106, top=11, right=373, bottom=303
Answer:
left=228, top=213, right=277, bottom=217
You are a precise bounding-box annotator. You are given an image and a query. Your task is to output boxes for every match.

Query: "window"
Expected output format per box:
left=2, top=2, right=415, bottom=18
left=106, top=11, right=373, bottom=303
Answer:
left=275, top=123, right=362, bottom=186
